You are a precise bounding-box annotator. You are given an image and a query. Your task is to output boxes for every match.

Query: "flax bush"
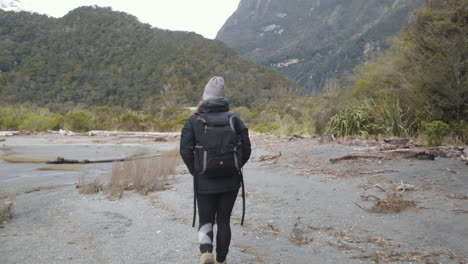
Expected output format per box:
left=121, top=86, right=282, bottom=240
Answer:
left=376, top=101, right=408, bottom=137
left=324, top=100, right=374, bottom=137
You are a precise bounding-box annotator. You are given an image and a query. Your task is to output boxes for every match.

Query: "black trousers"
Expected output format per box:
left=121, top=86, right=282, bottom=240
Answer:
left=197, top=189, right=239, bottom=262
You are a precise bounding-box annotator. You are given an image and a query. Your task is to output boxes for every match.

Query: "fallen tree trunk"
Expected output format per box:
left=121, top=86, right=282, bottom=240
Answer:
left=330, top=149, right=435, bottom=163
left=46, top=155, right=160, bottom=164
left=87, top=130, right=180, bottom=137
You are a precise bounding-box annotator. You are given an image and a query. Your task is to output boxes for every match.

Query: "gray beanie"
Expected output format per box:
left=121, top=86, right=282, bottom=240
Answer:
left=203, top=76, right=225, bottom=100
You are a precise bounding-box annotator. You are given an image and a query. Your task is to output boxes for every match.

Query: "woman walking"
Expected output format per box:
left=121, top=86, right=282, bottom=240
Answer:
left=180, top=76, right=251, bottom=264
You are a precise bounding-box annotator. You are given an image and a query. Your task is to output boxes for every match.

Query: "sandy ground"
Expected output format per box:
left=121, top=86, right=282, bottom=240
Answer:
left=0, top=134, right=467, bottom=264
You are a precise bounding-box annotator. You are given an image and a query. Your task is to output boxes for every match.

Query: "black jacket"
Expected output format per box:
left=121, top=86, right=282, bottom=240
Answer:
left=180, top=97, right=251, bottom=194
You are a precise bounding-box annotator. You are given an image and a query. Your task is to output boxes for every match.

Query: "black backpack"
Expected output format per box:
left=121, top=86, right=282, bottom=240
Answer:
left=191, top=111, right=246, bottom=227
left=193, top=112, right=242, bottom=178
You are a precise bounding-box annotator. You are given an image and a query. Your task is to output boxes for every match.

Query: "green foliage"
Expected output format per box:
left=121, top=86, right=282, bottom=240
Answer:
left=253, top=123, right=280, bottom=134
left=119, top=110, right=147, bottom=131
left=64, top=110, right=95, bottom=132
left=448, top=120, right=468, bottom=144
left=324, top=100, right=374, bottom=137
left=217, top=0, right=424, bottom=93
left=350, top=0, right=468, bottom=125
left=0, top=106, right=62, bottom=131
left=0, top=106, right=27, bottom=130
left=421, top=120, right=450, bottom=146
left=18, top=111, right=63, bottom=131
left=0, top=7, right=301, bottom=109
left=375, top=101, right=408, bottom=137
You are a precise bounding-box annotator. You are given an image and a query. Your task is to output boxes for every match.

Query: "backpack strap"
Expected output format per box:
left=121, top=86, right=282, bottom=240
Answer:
left=240, top=169, right=245, bottom=226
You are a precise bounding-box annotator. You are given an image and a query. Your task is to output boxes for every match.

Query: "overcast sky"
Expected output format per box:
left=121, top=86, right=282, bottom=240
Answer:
left=1, top=0, right=240, bottom=39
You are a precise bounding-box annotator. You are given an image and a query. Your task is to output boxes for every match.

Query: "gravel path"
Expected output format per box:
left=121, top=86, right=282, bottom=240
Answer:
left=1, top=135, right=467, bottom=264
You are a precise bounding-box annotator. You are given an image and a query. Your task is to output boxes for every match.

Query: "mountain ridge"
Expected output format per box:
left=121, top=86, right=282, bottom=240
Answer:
left=217, top=0, right=425, bottom=93
left=0, top=6, right=301, bottom=109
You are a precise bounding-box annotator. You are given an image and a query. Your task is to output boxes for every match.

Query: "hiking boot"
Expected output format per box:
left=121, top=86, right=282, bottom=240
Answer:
left=200, top=253, right=215, bottom=264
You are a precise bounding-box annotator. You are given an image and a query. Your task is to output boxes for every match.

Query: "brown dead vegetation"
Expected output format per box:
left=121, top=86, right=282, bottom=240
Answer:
left=371, top=193, right=419, bottom=213
left=78, top=175, right=102, bottom=195
left=105, top=150, right=180, bottom=199
left=0, top=199, right=14, bottom=224
left=233, top=243, right=265, bottom=262
left=354, top=250, right=468, bottom=264
left=357, top=193, right=419, bottom=214
left=255, top=223, right=280, bottom=235
left=318, top=227, right=467, bottom=264
left=289, top=222, right=312, bottom=246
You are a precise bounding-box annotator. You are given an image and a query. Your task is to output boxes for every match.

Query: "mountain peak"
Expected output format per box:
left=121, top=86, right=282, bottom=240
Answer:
left=217, top=0, right=425, bottom=93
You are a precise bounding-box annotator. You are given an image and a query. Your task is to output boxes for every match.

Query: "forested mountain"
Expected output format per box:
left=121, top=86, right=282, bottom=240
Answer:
left=349, top=0, right=467, bottom=123
left=0, top=6, right=301, bottom=109
left=217, top=0, right=424, bottom=93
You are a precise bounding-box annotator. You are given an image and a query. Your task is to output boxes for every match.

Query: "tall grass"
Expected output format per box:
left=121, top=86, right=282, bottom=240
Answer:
left=376, top=101, right=408, bottom=137
left=0, top=104, right=191, bottom=132
left=0, top=199, right=14, bottom=224
left=324, top=99, right=374, bottom=137
left=78, top=175, right=103, bottom=195
left=105, top=150, right=180, bottom=199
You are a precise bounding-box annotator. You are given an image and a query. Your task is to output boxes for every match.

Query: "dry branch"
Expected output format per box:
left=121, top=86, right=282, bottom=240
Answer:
left=447, top=194, right=468, bottom=200
left=258, top=152, right=282, bottom=162
left=330, top=149, right=435, bottom=163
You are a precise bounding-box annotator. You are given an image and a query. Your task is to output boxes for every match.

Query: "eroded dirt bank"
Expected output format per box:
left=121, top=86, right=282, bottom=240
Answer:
left=0, top=134, right=467, bottom=264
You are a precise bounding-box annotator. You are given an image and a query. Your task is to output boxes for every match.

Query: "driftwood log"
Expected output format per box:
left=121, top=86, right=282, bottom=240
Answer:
left=258, top=152, right=282, bottom=162
left=46, top=155, right=160, bottom=164
left=330, top=149, right=435, bottom=163
left=87, top=130, right=180, bottom=138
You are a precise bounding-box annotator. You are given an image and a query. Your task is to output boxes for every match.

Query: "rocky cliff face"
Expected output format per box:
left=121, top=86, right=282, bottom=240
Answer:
left=217, top=0, right=424, bottom=93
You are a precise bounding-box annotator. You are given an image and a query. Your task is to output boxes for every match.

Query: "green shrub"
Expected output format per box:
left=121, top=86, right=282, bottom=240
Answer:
left=18, top=111, right=63, bottom=131
left=253, top=123, right=279, bottom=134
left=94, top=105, right=119, bottom=130
left=119, top=110, right=145, bottom=131
left=449, top=120, right=468, bottom=144
left=0, top=106, right=27, bottom=130
left=324, top=100, right=374, bottom=137
left=64, top=110, right=95, bottom=132
left=376, top=101, right=408, bottom=137
left=421, top=120, right=450, bottom=146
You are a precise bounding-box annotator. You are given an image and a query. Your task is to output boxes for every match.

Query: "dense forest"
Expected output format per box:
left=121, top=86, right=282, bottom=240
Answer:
left=322, top=0, right=467, bottom=143
left=0, top=0, right=466, bottom=145
left=232, top=0, right=467, bottom=144
left=0, top=6, right=300, bottom=109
